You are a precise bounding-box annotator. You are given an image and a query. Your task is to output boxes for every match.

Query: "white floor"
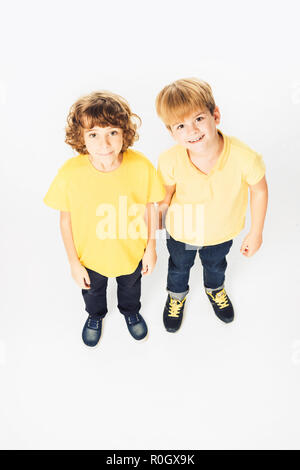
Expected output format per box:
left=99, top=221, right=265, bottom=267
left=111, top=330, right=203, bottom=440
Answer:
left=1, top=0, right=300, bottom=450
left=1, top=192, right=299, bottom=450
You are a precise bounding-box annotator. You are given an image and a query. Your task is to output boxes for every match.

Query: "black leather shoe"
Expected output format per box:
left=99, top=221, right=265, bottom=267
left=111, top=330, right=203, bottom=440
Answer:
left=206, top=287, right=234, bottom=323
left=82, top=315, right=103, bottom=347
left=124, top=313, right=148, bottom=340
left=163, top=294, right=187, bottom=332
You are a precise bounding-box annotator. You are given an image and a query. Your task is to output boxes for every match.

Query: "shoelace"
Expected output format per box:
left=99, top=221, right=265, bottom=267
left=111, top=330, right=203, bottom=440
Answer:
left=87, top=317, right=101, bottom=329
left=168, top=297, right=186, bottom=318
left=127, top=314, right=140, bottom=325
left=208, top=289, right=229, bottom=309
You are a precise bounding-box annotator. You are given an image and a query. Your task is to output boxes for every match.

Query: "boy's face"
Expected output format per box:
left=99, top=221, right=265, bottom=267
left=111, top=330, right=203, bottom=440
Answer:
left=168, top=106, right=221, bottom=153
left=83, top=125, right=123, bottom=159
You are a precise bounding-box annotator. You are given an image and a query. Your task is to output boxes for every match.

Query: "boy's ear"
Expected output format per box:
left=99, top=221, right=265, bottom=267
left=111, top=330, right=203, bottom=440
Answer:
left=166, top=125, right=174, bottom=138
left=213, top=106, right=221, bottom=125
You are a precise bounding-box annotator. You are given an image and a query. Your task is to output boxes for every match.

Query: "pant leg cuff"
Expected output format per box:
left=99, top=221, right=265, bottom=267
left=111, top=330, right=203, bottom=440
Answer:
left=205, top=283, right=224, bottom=293
left=86, top=310, right=107, bottom=320
left=167, top=288, right=189, bottom=301
left=118, top=306, right=141, bottom=316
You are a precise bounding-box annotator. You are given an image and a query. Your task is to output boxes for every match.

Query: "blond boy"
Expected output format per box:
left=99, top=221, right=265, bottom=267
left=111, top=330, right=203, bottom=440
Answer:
left=156, top=78, right=268, bottom=331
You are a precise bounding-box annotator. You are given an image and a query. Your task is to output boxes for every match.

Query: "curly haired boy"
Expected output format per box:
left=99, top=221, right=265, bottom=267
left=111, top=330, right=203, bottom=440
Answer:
left=44, top=91, right=165, bottom=346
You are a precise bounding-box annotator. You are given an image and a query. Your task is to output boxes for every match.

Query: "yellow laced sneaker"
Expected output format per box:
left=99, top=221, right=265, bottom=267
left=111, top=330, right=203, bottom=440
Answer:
left=206, top=287, right=234, bottom=323
left=163, top=295, right=187, bottom=332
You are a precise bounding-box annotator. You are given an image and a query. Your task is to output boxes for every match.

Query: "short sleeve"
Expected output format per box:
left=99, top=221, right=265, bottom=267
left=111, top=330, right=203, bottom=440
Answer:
left=157, top=152, right=176, bottom=186
left=245, top=153, right=266, bottom=186
left=43, top=162, right=70, bottom=211
left=147, top=164, right=166, bottom=203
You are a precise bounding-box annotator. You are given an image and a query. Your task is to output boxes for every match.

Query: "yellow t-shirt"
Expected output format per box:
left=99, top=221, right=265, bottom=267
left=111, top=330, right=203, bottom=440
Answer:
left=157, top=129, right=266, bottom=246
left=44, top=149, right=165, bottom=277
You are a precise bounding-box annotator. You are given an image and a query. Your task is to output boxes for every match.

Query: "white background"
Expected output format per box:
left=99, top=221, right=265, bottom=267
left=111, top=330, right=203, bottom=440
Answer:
left=1, top=0, right=300, bottom=450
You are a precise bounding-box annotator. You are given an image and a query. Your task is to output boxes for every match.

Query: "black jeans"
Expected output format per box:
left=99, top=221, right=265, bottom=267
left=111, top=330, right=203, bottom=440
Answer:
left=167, top=234, right=233, bottom=293
left=82, top=261, right=142, bottom=320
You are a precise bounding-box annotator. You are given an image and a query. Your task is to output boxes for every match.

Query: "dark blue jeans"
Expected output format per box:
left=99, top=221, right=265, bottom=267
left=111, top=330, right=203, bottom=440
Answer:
left=81, top=261, right=142, bottom=320
left=167, top=234, right=233, bottom=294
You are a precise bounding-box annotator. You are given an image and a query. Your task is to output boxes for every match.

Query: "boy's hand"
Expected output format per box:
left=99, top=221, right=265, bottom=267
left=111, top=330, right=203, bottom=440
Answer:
left=240, top=232, right=262, bottom=257
left=142, top=243, right=157, bottom=276
left=70, top=261, right=91, bottom=289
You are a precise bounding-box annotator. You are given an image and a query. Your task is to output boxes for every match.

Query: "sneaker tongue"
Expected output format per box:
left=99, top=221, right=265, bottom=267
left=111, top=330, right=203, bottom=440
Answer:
left=88, top=318, right=100, bottom=329
left=211, top=288, right=223, bottom=296
left=127, top=314, right=139, bottom=325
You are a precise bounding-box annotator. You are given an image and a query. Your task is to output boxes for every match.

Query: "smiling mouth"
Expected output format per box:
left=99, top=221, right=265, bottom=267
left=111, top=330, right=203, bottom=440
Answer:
left=188, top=134, right=205, bottom=143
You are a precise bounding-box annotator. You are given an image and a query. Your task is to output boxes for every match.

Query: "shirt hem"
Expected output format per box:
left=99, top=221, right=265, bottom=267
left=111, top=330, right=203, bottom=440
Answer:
left=82, top=258, right=143, bottom=278
left=43, top=198, right=69, bottom=211
left=166, top=224, right=245, bottom=247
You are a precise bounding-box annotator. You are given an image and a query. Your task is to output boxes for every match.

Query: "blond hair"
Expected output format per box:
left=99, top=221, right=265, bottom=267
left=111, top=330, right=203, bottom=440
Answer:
left=155, top=78, right=216, bottom=128
left=65, top=91, right=141, bottom=154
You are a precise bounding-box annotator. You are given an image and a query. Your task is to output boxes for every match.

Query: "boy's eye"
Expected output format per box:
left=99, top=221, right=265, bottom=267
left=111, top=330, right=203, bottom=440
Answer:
left=89, top=133, right=96, bottom=138
left=177, top=124, right=184, bottom=130
left=196, top=116, right=203, bottom=122
left=111, top=130, right=118, bottom=136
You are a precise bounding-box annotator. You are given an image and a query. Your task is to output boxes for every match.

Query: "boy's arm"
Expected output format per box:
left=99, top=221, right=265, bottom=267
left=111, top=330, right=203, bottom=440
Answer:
left=157, top=184, right=176, bottom=229
left=240, top=176, right=268, bottom=257
left=60, top=211, right=80, bottom=265
left=142, top=203, right=157, bottom=276
left=60, top=211, right=91, bottom=288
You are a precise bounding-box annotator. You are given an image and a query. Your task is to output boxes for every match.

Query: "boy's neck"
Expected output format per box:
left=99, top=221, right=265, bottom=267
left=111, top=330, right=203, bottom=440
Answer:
left=188, top=130, right=223, bottom=161
left=88, top=152, right=123, bottom=172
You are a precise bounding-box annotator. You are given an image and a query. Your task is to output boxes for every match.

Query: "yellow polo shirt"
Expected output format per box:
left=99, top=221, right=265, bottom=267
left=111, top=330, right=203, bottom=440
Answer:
left=44, top=149, right=165, bottom=277
left=158, top=130, right=266, bottom=246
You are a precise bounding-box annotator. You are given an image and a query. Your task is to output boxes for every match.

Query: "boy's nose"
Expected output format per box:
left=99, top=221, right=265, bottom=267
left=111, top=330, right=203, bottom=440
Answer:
left=187, top=122, right=199, bottom=135
left=98, top=137, right=111, bottom=150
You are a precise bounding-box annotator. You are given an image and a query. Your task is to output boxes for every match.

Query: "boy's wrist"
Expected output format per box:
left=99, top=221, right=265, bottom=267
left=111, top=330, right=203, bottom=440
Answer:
left=146, top=239, right=156, bottom=248
left=249, top=228, right=263, bottom=237
left=70, top=258, right=82, bottom=268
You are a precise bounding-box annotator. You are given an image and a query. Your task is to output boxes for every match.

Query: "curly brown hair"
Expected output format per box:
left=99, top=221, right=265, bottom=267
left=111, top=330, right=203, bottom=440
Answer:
left=65, top=91, right=141, bottom=154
